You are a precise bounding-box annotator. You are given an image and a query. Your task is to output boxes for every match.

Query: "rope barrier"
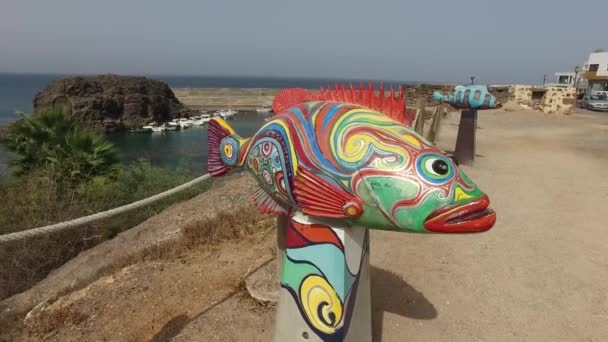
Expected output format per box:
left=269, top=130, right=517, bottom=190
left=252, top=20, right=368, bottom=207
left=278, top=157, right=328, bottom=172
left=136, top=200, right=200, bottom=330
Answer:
left=0, top=173, right=212, bottom=243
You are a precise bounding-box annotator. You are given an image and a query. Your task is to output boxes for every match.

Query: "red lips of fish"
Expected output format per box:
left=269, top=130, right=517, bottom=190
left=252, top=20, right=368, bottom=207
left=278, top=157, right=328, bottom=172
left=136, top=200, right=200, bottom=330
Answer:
left=423, top=196, right=496, bottom=233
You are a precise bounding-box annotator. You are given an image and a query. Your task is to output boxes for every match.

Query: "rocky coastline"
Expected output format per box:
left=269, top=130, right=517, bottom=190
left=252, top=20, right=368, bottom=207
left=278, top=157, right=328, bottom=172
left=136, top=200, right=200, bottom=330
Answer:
left=33, top=75, right=188, bottom=132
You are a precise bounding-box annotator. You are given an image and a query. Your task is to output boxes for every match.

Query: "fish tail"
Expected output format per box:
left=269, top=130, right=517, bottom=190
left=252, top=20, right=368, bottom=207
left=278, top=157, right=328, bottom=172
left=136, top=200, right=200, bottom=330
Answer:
left=207, top=118, right=249, bottom=176
left=432, top=91, right=444, bottom=102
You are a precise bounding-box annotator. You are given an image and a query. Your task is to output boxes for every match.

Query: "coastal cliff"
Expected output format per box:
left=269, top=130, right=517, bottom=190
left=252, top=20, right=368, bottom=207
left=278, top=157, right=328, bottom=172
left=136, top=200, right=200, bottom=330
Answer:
left=33, top=75, right=186, bottom=132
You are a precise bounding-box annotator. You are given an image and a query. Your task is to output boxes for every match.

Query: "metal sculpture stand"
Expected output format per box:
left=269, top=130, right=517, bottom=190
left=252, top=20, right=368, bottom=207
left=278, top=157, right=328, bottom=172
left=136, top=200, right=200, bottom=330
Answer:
left=274, top=212, right=371, bottom=342
left=454, top=109, right=478, bottom=166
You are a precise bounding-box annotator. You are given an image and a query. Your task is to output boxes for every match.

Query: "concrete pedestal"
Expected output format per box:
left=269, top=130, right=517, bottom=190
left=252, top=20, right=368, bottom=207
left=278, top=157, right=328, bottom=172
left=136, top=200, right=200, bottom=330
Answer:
left=273, top=214, right=371, bottom=342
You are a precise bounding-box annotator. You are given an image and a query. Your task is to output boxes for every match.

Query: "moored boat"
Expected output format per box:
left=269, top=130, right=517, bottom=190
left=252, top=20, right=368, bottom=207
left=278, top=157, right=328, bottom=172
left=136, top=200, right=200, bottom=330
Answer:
left=151, top=125, right=166, bottom=133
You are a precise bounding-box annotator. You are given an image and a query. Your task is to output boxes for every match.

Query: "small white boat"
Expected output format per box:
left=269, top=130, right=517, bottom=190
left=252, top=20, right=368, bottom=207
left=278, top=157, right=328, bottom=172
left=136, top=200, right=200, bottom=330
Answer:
left=168, top=119, right=180, bottom=127
left=215, top=109, right=238, bottom=119
left=256, top=106, right=272, bottom=113
left=225, top=109, right=238, bottom=117
left=151, top=125, right=166, bottom=133
left=192, top=114, right=212, bottom=126
left=163, top=124, right=177, bottom=131
left=178, top=118, right=193, bottom=128
left=142, top=122, right=157, bottom=131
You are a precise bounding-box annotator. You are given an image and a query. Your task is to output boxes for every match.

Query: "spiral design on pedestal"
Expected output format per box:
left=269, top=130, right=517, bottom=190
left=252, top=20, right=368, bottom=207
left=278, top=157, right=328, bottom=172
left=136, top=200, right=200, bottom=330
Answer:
left=299, top=274, right=343, bottom=334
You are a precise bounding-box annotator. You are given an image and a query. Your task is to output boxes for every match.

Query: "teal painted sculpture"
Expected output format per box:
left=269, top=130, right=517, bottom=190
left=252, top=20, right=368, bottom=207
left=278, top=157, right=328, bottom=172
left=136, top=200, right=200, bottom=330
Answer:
left=433, top=85, right=502, bottom=110
left=208, top=82, right=496, bottom=341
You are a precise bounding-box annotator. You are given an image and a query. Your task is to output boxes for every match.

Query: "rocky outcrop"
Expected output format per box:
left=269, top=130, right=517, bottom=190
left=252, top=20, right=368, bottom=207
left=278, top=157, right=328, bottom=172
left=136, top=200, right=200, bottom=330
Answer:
left=33, top=75, right=186, bottom=132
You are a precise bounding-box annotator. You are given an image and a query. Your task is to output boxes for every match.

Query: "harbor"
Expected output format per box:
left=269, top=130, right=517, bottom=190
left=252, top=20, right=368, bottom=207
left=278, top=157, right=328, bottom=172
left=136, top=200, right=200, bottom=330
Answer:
left=131, top=108, right=248, bottom=134
left=107, top=110, right=269, bottom=174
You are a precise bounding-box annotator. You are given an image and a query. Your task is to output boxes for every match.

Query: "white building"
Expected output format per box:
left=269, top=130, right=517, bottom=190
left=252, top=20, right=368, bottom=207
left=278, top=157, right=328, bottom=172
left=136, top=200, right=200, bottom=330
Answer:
left=547, top=72, right=575, bottom=87
left=583, top=51, right=608, bottom=94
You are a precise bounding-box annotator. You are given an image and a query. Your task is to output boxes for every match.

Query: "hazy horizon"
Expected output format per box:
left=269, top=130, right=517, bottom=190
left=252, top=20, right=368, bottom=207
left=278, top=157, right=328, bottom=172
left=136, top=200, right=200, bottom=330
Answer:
left=2, top=0, right=606, bottom=85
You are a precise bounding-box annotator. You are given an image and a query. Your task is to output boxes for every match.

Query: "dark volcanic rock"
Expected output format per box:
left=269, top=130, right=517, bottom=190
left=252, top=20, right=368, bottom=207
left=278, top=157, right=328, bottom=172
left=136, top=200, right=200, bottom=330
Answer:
left=33, top=75, right=186, bottom=132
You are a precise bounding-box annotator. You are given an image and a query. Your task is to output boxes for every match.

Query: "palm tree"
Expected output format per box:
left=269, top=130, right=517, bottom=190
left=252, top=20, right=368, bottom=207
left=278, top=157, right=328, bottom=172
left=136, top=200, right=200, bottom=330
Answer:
left=3, top=110, right=119, bottom=179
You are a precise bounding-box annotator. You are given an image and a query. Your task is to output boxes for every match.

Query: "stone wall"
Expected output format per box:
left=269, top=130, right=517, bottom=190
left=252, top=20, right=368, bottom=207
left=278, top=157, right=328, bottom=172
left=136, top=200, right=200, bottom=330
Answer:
left=511, top=85, right=576, bottom=115
left=401, top=84, right=512, bottom=107
left=172, top=88, right=281, bottom=111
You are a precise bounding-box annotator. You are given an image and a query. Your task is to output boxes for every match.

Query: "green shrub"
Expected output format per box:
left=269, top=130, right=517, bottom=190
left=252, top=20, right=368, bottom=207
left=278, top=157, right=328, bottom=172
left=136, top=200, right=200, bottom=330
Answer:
left=3, top=110, right=119, bottom=181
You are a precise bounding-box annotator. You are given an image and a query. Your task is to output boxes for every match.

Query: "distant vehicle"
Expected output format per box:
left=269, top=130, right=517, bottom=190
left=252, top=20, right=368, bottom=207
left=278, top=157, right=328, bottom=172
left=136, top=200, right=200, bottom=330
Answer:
left=581, top=94, right=608, bottom=111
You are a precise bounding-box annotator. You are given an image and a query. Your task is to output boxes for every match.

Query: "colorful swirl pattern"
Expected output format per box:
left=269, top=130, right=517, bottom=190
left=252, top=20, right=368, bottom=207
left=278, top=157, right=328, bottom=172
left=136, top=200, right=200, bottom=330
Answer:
left=239, top=101, right=481, bottom=232
left=281, top=215, right=368, bottom=341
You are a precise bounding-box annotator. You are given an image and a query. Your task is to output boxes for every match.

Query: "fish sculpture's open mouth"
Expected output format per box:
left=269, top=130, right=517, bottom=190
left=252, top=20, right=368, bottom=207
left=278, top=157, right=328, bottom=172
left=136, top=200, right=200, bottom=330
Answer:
left=423, top=196, right=496, bottom=233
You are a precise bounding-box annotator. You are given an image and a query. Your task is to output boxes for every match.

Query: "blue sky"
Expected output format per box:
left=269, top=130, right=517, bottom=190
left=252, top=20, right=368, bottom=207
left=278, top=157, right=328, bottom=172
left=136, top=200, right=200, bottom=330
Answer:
left=1, top=0, right=606, bottom=84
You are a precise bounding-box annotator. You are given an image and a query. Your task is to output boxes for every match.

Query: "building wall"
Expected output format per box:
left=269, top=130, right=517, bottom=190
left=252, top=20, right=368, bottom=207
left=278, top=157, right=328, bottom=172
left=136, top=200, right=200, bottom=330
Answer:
left=512, top=85, right=576, bottom=115
left=585, top=52, right=608, bottom=79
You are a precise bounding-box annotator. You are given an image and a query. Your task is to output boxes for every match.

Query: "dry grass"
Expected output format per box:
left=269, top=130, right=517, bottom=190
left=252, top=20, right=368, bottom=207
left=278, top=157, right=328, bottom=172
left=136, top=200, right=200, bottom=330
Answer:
left=108, top=206, right=273, bottom=272
left=26, top=304, right=89, bottom=337
left=0, top=205, right=274, bottom=342
left=0, top=227, right=104, bottom=300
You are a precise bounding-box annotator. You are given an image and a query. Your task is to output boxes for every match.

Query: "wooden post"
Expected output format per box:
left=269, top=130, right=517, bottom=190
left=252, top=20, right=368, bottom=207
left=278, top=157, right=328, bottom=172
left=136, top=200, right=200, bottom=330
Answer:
left=414, top=99, right=425, bottom=135
left=454, top=109, right=478, bottom=165
left=274, top=213, right=371, bottom=342
left=426, top=105, right=444, bottom=144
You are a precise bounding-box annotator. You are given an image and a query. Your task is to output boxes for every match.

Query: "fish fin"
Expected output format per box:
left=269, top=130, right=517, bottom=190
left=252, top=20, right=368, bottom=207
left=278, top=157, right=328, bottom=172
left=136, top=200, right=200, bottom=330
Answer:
left=272, top=82, right=411, bottom=126
left=293, top=167, right=364, bottom=219
left=272, top=88, right=319, bottom=114
left=251, top=187, right=290, bottom=215
left=317, top=81, right=409, bottom=126
left=432, top=91, right=444, bottom=102
left=207, top=118, right=248, bottom=176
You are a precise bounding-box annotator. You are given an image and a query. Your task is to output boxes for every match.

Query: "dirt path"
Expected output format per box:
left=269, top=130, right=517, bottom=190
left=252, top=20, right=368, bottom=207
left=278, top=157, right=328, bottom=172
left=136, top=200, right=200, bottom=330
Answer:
left=5, top=108, right=608, bottom=341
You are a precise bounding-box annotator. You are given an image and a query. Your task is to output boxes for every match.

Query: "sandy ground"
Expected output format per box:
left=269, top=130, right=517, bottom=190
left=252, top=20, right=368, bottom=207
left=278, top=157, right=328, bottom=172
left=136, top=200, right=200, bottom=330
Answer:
left=3, top=107, right=608, bottom=341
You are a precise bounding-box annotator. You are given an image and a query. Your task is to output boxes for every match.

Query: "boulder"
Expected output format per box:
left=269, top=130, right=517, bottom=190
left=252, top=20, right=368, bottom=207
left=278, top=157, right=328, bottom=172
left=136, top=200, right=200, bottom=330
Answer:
left=33, top=75, right=186, bottom=132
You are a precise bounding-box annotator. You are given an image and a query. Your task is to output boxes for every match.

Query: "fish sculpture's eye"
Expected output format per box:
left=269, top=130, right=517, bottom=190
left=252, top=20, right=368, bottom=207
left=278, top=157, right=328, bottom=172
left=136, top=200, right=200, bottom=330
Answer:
left=431, top=159, right=449, bottom=175
left=416, top=153, right=455, bottom=184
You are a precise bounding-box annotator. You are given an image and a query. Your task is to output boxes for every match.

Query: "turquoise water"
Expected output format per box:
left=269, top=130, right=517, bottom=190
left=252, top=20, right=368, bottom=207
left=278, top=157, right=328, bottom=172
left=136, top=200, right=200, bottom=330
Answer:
left=106, top=113, right=269, bottom=174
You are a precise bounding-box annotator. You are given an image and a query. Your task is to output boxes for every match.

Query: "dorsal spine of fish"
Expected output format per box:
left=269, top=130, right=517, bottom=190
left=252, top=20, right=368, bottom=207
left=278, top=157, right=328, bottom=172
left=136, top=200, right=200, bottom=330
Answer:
left=271, top=81, right=413, bottom=126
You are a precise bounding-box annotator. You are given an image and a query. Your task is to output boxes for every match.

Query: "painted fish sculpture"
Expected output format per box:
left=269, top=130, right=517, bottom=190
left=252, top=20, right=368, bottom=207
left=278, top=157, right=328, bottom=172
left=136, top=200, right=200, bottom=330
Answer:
left=433, top=85, right=502, bottom=110
left=207, top=82, right=496, bottom=341
left=209, top=82, right=495, bottom=233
